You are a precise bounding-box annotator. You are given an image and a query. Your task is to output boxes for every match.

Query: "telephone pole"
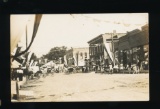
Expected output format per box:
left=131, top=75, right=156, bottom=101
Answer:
left=106, top=32, right=119, bottom=66
left=111, top=33, right=115, bottom=66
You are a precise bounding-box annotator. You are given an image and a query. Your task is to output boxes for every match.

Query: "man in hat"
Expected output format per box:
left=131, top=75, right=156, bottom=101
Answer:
left=109, top=62, right=113, bottom=74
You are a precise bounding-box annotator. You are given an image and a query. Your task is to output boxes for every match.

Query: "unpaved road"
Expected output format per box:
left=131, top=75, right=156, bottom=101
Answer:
left=20, top=72, right=149, bottom=102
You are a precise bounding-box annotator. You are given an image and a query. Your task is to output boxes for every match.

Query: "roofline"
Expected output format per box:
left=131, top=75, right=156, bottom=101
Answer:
left=67, top=47, right=89, bottom=51
left=87, top=33, right=126, bottom=44
left=87, top=34, right=103, bottom=43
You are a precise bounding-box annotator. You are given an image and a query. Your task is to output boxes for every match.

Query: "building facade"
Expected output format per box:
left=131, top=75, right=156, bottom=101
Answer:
left=87, top=24, right=149, bottom=71
left=65, top=47, right=89, bottom=67
left=87, top=32, right=126, bottom=65
left=117, top=24, right=149, bottom=70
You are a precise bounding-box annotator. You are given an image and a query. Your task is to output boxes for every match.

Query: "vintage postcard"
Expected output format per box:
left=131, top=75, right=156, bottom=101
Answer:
left=10, top=13, right=149, bottom=102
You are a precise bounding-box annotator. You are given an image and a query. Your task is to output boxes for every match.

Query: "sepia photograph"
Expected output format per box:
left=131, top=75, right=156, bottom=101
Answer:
left=10, top=13, right=149, bottom=102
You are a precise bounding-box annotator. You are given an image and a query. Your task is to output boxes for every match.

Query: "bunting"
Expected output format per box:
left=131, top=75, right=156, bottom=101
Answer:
left=12, top=14, right=42, bottom=58
left=104, top=43, right=113, bottom=63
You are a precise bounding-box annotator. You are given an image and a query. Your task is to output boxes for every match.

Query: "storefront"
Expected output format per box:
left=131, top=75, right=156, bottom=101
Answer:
left=117, top=24, right=149, bottom=70
left=65, top=47, right=89, bottom=67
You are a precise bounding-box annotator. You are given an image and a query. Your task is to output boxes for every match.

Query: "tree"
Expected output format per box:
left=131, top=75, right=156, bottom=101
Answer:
left=44, top=46, right=67, bottom=61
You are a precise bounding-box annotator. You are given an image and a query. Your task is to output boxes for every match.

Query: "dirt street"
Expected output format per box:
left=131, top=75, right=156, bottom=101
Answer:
left=19, top=72, right=149, bottom=102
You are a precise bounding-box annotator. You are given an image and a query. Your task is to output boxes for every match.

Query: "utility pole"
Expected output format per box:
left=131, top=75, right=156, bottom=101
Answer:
left=16, top=80, right=19, bottom=101
left=111, top=33, right=115, bottom=66
left=106, top=32, right=119, bottom=67
left=77, top=51, right=79, bottom=66
left=25, top=25, right=28, bottom=84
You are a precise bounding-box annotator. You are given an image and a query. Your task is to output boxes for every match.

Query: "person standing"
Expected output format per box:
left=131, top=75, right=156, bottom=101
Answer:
left=109, top=62, right=113, bottom=74
left=17, top=65, right=23, bottom=81
left=137, top=59, right=141, bottom=73
left=128, top=61, right=132, bottom=74
left=12, top=69, right=17, bottom=81
left=95, top=58, right=100, bottom=73
left=83, top=57, right=87, bottom=72
left=24, top=62, right=30, bottom=82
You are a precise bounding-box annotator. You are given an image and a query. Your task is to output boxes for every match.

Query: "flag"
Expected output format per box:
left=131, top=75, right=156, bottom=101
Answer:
left=64, top=55, right=67, bottom=65
left=73, top=55, right=77, bottom=66
left=26, top=51, right=33, bottom=63
left=104, top=43, right=113, bottom=63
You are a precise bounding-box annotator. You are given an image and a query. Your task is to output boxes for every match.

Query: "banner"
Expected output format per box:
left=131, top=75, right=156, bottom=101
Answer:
left=79, top=60, right=85, bottom=66
left=27, top=51, right=33, bottom=63
left=64, top=55, right=67, bottom=65
left=104, top=43, right=113, bottom=63
left=11, top=15, right=30, bottom=53
left=73, top=55, right=77, bottom=66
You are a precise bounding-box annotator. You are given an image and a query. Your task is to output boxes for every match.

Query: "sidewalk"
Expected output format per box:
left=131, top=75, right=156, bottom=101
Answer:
left=90, top=69, right=149, bottom=74
left=11, top=77, right=29, bottom=101
left=140, top=70, right=149, bottom=73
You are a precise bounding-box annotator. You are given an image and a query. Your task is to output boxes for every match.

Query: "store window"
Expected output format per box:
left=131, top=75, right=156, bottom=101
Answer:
left=85, top=52, right=87, bottom=58
left=119, top=50, right=123, bottom=64
left=123, top=50, right=127, bottom=66
left=80, top=52, right=83, bottom=59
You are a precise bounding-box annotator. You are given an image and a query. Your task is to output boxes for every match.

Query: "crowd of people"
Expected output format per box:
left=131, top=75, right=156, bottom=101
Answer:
left=11, top=56, right=149, bottom=82
left=11, top=62, right=41, bottom=81
left=81, top=57, right=148, bottom=74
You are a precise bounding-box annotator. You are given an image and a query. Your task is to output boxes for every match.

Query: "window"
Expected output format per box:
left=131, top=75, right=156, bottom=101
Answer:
left=85, top=52, right=87, bottom=58
left=80, top=52, right=83, bottom=59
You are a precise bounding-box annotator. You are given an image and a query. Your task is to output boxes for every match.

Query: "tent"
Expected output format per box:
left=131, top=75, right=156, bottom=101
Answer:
left=41, top=61, right=55, bottom=68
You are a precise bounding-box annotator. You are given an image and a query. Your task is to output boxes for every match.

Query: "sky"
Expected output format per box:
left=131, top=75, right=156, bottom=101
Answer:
left=14, top=13, right=148, bottom=58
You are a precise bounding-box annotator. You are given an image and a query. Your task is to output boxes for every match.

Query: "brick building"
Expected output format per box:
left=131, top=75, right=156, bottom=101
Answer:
left=117, top=24, right=149, bottom=70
